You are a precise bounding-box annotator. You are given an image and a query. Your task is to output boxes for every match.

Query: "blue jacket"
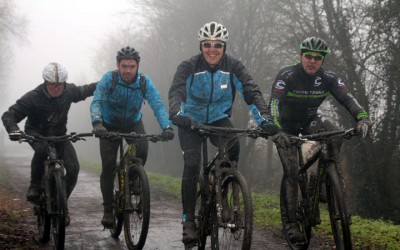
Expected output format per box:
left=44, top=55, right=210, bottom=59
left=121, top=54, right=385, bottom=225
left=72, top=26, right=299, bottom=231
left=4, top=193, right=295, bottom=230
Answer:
left=168, top=54, right=268, bottom=125
left=91, top=70, right=171, bottom=130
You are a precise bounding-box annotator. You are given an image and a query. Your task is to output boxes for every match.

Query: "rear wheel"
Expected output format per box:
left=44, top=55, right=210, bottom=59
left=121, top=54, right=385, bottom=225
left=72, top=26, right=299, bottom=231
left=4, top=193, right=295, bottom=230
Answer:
left=110, top=171, right=124, bottom=238
left=326, top=165, right=352, bottom=249
left=124, top=165, right=150, bottom=249
left=280, top=177, right=311, bottom=250
left=210, top=169, right=253, bottom=250
left=50, top=171, right=66, bottom=250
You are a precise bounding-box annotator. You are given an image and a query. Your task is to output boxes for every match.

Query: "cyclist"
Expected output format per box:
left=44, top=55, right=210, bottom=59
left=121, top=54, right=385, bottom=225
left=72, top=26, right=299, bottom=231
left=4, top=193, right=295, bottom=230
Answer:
left=263, top=37, right=373, bottom=244
left=90, top=46, right=174, bottom=228
left=168, top=21, right=276, bottom=246
left=1, top=62, right=97, bottom=226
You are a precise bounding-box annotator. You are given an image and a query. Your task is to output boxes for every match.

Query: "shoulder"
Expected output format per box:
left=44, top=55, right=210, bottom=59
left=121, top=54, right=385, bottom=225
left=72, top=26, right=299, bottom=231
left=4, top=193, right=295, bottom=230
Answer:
left=320, top=68, right=342, bottom=83
left=277, top=63, right=298, bottom=80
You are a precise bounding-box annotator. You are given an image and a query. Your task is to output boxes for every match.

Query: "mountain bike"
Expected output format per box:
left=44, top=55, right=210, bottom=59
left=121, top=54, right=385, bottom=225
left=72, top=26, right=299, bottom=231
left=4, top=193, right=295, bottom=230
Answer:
left=280, top=128, right=358, bottom=250
left=186, top=123, right=266, bottom=250
left=18, top=132, right=93, bottom=250
left=101, top=131, right=166, bottom=250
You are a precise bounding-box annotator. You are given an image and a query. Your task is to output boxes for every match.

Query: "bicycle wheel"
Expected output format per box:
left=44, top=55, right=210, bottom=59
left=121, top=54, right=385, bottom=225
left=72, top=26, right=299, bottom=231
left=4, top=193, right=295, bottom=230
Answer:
left=211, top=168, right=252, bottom=250
left=326, top=165, right=352, bottom=250
left=124, top=165, right=150, bottom=249
left=280, top=177, right=311, bottom=250
left=110, top=171, right=124, bottom=238
left=50, top=171, right=66, bottom=250
left=35, top=193, right=50, bottom=243
left=194, top=174, right=211, bottom=250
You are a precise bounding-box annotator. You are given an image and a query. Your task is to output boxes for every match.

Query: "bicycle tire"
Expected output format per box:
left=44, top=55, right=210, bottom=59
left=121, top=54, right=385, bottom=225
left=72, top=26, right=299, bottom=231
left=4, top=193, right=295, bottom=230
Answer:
left=280, top=178, right=311, bottom=250
left=110, top=172, right=124, bottom=238
left=36, top=193, right=50, bottom=243
left=50, top=171, right=66, bottom=250
left=210, top=168, right=253, bottom=250
left=194, top=174, right=210, bottom=250
left=326, top=165, right=352, bottom=250
left=124, top=165, right=150, bottom=249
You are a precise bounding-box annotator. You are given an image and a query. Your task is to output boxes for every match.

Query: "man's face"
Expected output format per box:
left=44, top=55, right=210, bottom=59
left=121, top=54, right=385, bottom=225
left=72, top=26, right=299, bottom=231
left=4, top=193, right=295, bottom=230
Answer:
left=201, top=40, right=225, bottom=67
left=117, top=59, right=138, bottom=82
left=300, top=51, right=324, bottom=76
left=46, top=82, right=65, bottom=97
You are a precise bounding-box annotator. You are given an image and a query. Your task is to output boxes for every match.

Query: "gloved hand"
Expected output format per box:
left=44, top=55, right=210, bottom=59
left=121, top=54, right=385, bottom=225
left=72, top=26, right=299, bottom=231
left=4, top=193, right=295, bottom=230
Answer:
left=92, top=123, right=107, bottom=137
left=160, top=127, right=175, bottom=141
left=261, top=119, right=279, bottom=136
left=9, top=130, right=23, bottom=141
left=273, top=132, right=291, bottom=148
left=170, top=114, right=192, bottom=128
left=356, top=118, right=373, bottom=139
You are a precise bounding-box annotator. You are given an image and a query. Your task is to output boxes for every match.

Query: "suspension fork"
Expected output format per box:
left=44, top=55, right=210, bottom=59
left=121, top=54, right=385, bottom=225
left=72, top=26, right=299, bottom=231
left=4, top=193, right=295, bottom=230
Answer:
left=117, top=140, right=126, bottom=211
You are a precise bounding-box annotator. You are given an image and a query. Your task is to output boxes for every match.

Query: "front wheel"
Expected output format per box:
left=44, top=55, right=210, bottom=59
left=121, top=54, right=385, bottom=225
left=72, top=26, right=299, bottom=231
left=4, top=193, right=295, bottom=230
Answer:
left=124, top=165, right=150, bottom=249
left=50, top=171, right=66, bottom=250
left=211, top=169, right=253, bottom=250
left=35, top=193, right=50, bottom=243
left=110, top=171, right=124, bottom=238
left=326, top=165, right=352, bottom=249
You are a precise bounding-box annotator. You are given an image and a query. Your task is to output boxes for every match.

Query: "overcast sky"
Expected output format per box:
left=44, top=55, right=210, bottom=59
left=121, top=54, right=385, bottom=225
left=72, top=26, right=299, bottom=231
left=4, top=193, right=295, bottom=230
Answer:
left=5, top=0, right=131, bottom=103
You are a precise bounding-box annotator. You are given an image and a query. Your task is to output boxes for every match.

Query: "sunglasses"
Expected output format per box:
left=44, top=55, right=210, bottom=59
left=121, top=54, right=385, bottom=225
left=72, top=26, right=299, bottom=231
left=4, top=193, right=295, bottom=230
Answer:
left=46, top=82, right=65, bottom=87
left=202, top=41, right=225, bottom=49
left=303, top=52, right=324, bottom=61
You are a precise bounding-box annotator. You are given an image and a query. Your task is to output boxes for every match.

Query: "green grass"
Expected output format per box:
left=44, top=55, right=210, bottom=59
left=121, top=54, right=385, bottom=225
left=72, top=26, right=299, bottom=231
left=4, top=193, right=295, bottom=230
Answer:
left=79, top=161, right=400, bottom=249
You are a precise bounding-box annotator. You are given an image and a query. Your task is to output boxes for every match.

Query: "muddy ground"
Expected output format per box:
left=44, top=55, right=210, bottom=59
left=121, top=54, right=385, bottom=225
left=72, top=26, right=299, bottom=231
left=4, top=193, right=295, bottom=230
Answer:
left=0, top=143, right=333, bottom=249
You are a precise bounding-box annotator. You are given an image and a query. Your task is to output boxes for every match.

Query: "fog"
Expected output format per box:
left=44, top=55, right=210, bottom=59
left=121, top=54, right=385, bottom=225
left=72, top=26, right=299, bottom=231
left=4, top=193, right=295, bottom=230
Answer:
left=1, top=0, right=143, bottom=165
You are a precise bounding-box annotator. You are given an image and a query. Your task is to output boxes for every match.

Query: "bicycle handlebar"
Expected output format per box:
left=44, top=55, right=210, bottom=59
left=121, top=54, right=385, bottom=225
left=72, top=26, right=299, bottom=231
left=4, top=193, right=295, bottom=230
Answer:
left=19, top=132, right=93, bottom=144
left=99, top=131, right=166, bottom=142
left=289, top=128, right=358, bottom=142
left=190, top=122, right=268, bottom=139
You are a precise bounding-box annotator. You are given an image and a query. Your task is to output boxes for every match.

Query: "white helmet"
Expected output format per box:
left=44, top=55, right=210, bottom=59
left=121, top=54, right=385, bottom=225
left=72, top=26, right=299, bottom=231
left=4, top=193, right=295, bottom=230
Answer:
left=42, top=62, right=68, bottom=82
left=198, top=21, right=229, bottom=42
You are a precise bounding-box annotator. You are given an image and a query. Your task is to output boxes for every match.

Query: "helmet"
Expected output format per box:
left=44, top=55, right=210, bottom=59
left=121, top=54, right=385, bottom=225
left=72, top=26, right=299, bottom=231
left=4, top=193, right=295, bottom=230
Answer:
left=116, top=46, right=140, bottom=62
left=198, top=21, right=229, bottom=42
left=300, top=37, right=330, bottom=56
left=42, top=62, right=68, bottom=82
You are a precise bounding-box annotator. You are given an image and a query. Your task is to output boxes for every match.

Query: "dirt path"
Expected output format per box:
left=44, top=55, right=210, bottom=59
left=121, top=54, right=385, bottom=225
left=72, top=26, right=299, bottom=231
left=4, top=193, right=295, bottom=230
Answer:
left=1, top=143, right=331, bottom=249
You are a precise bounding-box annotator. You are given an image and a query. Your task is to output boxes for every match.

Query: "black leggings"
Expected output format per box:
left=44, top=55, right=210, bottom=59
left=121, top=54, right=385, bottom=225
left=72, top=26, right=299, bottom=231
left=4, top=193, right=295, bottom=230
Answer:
left=178, top=118, right=240, bottom=222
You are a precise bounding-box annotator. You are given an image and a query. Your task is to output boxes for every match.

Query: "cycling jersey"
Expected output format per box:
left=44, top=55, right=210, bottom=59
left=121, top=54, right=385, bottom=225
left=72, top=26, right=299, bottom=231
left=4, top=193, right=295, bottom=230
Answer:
left=91, top=70, right=172, bottom=130
left=268, top=63, right=368, bottom=130
left=169, top=53, right=268, bottom=125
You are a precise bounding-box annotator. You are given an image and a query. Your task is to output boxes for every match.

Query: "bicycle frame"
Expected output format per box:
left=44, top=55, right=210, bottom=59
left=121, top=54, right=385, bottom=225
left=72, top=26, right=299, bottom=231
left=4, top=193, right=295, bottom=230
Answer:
left=190, top=123, right=260, bottom=250
left=282, top=128, right=357, bottom=250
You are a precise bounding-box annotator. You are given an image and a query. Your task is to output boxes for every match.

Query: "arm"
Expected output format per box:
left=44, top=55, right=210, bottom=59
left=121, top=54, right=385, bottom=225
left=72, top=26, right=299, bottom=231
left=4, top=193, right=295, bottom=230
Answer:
left=1, top=91, right=35, bottom=133
left=168, top=60, right=191, bottom=117
left=267, top=71, right=290, bottom=129
left=71, top=82, right=98, bottom=102
left=328, top=73, right=369, bottom=121
left=231, top=58, right=268, bottom=125
left=90, top=73, right=111, bottom=125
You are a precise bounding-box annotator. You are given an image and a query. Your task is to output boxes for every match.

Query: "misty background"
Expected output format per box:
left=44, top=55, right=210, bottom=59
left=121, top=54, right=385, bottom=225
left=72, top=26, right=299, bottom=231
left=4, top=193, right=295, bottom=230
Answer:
left=1, top=0, right=399, bottom=224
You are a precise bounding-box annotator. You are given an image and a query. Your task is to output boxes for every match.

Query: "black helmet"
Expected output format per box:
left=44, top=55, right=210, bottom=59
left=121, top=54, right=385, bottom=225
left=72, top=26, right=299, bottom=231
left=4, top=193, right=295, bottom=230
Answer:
left=116, top=46, right=140, bottom=62
left=300, top=37, right=330, bottom=56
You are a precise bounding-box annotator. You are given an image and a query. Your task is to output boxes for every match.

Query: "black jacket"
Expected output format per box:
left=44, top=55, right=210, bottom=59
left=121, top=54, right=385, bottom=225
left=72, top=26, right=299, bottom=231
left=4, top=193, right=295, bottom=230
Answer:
left=267, top=63, right=368, bottom=130
left=2, top=82, right=96, bottom=136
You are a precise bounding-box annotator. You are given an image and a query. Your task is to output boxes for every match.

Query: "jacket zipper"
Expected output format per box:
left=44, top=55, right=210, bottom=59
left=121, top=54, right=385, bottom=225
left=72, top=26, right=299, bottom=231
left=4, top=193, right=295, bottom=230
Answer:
left=206, top=72, right=214, bottom=124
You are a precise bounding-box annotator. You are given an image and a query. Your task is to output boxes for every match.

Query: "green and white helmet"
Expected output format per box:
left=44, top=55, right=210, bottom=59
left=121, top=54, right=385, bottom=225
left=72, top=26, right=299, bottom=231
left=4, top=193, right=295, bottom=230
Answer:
left=300, top=37, right=330, bottom=56
left=198, top=21, right=229, bottom=42
left=42, top=62, right=68, bottom=82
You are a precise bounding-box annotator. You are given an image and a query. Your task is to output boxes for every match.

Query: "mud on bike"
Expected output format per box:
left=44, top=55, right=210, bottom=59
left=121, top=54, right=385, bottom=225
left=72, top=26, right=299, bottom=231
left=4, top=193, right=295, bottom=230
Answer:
left=99, top=131, right=166, bottom=250
left=17, top=132, right=93, bottom=250
left=186, top=123, right=267, bottom=250
left=280, top=128, right=358, bottom=250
